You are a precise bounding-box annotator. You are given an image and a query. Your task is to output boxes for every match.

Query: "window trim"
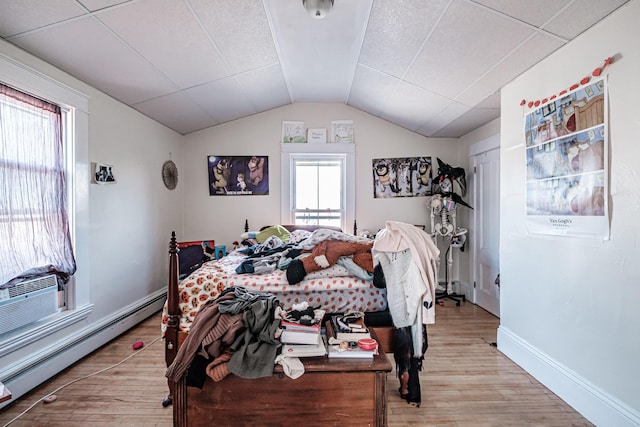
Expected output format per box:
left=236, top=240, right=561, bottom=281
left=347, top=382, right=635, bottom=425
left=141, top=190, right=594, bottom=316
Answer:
left=0, top=51, right=91, bottom=341
left=281, top=143, right=355, bottom=233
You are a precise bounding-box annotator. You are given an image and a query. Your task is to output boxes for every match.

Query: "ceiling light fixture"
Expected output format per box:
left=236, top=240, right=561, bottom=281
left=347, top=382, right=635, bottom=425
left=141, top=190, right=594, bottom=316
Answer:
left=302, top=0, right=334, bottom=19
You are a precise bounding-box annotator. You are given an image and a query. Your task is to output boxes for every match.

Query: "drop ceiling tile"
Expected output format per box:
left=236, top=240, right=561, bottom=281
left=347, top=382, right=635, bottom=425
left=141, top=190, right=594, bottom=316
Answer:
left=543, top=0, right=630, bottom=39
left=475, top=92, right=501, bottom=109
left=379, top=81, right=452, bottom=131
left=405, top=0, right=534, bottom=99
left=77, top=0, right=130, bottom=12
left=431, top=107, right=500, bottom=138
left=236, top=64, right=291, bottom=112
left=358, top=0, right=449, bottom=78
left=472, top=0, right=572, bottom=27
left=0, top=0, right=86, bottom=37
left=134, top=91, right=217, bottom=135
left=416, top=101, right=471, bottom=137
left=189, top=0, right=278, bottom=73
left=457, top=31, right=565, bottom=106
left=10, top=16, right=176, bottom=104
left=347, top=64, right=400, bottom=117
left=96, top=0, right=231, bottom=89
left=185, top=77, right=256, bottom=124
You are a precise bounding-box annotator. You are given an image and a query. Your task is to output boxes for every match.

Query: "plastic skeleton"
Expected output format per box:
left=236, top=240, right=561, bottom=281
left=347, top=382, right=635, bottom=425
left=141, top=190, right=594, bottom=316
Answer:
left=429, top=158, right=471, bottom=295
left=430, top=194, right=467, bottom=294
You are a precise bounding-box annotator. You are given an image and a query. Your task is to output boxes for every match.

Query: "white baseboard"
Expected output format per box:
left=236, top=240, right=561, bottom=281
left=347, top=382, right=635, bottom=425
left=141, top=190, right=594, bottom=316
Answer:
left=0, top=289, right=166, bottom=409
left=498, top=325, right=640, bottom=427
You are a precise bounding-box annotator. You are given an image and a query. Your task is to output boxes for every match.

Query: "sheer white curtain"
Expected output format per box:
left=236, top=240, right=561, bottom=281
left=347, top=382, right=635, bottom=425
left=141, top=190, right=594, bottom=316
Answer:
left=0, top=83, right=76, bottom=288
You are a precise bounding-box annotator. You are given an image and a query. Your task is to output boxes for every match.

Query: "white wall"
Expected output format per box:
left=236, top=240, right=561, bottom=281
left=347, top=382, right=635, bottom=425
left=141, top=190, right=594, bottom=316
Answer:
left=86, top=90, right=182, bottom=316
left=0, top=39, right=183, bottom=404
left=499, top=1, right=640, bottom=425
left=182, top=103, right=460, bottom=250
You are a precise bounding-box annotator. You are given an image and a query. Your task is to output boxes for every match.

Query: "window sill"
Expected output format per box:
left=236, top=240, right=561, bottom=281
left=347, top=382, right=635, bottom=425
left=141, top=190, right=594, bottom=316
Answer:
left=0, top=304, right=94, bottom=357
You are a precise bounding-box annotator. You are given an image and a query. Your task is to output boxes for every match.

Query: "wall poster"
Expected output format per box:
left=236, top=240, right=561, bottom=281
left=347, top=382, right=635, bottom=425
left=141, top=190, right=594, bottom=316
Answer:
left=208, top=155, right=269, bottom=196
left=524, top=78, right=609, bottom=238
left=372, top=157, right=432, bottom=198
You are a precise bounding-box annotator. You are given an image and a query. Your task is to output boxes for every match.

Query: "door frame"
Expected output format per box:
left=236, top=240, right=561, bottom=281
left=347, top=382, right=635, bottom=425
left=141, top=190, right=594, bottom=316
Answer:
left=469, top=134, right=500, bottom=311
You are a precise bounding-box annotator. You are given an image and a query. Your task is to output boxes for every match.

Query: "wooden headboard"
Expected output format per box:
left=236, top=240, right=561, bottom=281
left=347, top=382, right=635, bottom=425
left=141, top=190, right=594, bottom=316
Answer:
left=245, top=219, right=356, bottom=235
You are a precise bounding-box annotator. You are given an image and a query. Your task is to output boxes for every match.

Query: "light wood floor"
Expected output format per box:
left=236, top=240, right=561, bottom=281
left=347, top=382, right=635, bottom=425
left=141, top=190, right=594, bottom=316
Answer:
left=0, top=302, right=593, bottom=427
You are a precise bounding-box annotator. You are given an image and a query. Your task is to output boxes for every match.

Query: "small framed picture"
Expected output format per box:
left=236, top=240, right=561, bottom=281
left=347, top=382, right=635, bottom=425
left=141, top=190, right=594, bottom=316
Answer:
left=94, top=162, right=116, bottom=184
left=307, top=128, right=327, bottom=144
left=282, top=121, right=306, bottom=144
left=331, top=120, right=354, bottom=144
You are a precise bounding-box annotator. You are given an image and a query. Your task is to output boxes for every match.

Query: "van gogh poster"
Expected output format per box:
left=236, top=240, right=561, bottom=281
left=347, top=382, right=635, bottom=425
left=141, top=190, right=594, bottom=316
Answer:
left=524, top=78, right=609, bottom=239
left=208, top=155, right=269, bottom=196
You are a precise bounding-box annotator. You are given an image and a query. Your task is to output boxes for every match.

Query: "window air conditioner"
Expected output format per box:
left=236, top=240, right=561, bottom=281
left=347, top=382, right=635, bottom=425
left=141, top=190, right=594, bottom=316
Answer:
left=0, top=274, right=59, bottom=335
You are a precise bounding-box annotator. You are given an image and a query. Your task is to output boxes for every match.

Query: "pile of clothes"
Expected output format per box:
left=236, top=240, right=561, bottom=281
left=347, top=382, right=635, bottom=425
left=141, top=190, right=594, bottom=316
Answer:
left=235, top=226, right=377, bottom=285
left=166, top=287, right=282, bottom=387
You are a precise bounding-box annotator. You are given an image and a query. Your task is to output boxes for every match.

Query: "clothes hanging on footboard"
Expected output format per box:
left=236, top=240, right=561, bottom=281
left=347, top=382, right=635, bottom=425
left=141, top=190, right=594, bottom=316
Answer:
left=372, top=220, right=440, bottom=407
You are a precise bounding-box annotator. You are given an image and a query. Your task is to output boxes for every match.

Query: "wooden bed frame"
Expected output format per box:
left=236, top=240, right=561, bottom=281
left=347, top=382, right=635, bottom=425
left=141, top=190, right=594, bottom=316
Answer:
left=163, top=226, right=397, bottom=422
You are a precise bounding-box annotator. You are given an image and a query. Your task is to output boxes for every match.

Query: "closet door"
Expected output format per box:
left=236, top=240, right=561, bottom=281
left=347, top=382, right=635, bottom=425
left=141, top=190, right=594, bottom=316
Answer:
left=471, top=144, right=500, bottom=317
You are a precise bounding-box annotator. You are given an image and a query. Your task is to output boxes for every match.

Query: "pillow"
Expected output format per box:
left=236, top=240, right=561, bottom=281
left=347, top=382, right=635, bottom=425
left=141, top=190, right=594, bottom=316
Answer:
left=257, top=225, right=290, bottom=243
left=241, top=225, right=291, bottom=244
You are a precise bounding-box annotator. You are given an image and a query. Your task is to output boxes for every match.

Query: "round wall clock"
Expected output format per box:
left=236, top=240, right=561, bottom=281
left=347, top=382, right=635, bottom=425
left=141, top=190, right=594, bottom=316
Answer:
left=162, top=160, right=178, bottom=190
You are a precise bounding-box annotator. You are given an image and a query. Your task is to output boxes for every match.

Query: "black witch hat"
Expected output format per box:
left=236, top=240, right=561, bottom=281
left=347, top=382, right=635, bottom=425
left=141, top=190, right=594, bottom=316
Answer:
left=433, top=158, right=472, bottom=209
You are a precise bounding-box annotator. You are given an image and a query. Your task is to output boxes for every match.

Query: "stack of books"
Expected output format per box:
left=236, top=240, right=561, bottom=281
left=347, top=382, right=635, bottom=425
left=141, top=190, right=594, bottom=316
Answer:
left=280, top=309, right=327, bottom=358
left=281, top=336, right=327, bottom=358
left=327, top=314, right=371, bottom=344
left=325, top=315, right=378, bottom=359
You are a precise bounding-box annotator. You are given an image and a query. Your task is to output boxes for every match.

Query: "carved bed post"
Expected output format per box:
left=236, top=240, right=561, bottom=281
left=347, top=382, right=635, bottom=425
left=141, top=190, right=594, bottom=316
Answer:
left=163, top=231, right=180, bottom=407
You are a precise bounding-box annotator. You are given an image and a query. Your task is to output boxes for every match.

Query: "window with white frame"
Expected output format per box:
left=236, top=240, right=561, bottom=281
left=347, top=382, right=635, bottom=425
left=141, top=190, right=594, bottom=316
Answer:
left=281, top=143, right=355, bottom=233
left=292, top=155, right=344, bottom=227
left=0, top=54, right=89, bottom=346
left=0, top=83, right=75, bottom=306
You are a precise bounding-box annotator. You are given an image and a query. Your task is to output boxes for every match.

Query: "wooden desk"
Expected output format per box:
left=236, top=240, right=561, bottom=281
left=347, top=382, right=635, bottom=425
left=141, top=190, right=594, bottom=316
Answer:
left=0, top=381, right=11, bottom=404
left=174, top=331, right=393, bottom=427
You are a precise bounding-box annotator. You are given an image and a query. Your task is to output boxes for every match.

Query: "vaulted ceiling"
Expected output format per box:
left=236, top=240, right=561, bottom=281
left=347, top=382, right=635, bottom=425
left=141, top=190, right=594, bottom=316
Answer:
left=0, top=0, right=630, bottom=137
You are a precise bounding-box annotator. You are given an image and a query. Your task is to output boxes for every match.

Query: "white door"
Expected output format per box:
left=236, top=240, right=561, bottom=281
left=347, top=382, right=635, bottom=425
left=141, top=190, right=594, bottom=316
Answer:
left=470, top=145, right=500, bottom=317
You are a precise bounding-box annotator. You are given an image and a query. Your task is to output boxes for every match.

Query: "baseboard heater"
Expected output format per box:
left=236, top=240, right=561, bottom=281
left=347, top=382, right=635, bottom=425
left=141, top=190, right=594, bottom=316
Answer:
left=0, top=290, right=166, bottom=407
left=0, top=275, right=59, bottom=335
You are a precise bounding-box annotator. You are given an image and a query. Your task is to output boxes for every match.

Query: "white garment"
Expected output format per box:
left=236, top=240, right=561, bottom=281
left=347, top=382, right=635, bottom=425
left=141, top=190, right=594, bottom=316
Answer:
left=274, top=354, right=305, bottom=379
left=375, top=249, right=423, bottom=328
left=372, top=221, right=440, bottom=354
left=376, top=250, right=426, bottom=355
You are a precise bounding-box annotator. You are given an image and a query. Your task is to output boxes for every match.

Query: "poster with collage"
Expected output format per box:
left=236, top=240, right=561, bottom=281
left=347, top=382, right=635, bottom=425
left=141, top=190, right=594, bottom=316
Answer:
left=524, top=78, right=609, bottom=238
left=372, top=157, right=432, bottom=198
